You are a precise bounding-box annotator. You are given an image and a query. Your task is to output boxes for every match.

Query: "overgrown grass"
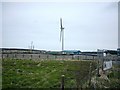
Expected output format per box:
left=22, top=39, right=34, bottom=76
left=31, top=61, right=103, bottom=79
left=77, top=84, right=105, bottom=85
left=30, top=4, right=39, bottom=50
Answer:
left=88, top=63, right=120, bottom=89
left=108, top=64, right=120, bottom=88
left=2, top=59, right=97, bottom=88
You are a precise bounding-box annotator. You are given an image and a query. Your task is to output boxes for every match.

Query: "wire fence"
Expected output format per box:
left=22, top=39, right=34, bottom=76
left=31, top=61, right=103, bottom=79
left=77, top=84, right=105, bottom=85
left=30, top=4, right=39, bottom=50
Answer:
left=1, top=52, right=120, bottom=89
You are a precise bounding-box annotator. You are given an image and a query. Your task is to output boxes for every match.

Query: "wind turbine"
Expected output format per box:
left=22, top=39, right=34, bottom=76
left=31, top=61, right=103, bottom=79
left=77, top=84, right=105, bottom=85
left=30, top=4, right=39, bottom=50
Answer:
left=60, top=18, right=65, bottom=51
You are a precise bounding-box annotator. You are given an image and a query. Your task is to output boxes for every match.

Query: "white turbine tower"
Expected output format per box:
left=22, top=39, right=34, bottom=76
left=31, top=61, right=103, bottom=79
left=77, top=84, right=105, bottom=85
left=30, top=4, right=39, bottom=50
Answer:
left=60, top=18, right=65, bottom=51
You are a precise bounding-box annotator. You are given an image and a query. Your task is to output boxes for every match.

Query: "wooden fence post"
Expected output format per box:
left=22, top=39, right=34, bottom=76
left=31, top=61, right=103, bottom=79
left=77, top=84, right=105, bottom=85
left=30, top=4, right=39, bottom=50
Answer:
left=77, top=56, right=79, bottom=60
left=15, top=54, right=16, bottom=58
left=55, top=55, right=57, bottom=60
left=12, top=54, right=14, bottom=59
left=89, top=63, right=92, bottom=86
left=72, top=55, right=74, bottom=60
left=47, top=55, right=49, bottom=60
left=7, top=54, right=9, bottom=59
left=1, top=54, right=3, bottom=59
left=93, top=56, right=94, bottom=60
left=31, top=54, right=32, bottom=59
left=23, top=54, right=24, bottom=58
left=86, top=55, right=87, bottom=60
left=61, top=75, right=65, bottom=90
left=97, top=60, right=100, bottom=76
left=39, top=55, right=40, bottom=59
left=102, top=57, right=104, bottom=71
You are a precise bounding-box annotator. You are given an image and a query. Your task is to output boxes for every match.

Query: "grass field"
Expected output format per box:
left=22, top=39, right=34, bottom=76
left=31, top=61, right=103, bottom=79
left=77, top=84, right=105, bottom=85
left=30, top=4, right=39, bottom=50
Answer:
left=2, top=59, right=97, bottom=88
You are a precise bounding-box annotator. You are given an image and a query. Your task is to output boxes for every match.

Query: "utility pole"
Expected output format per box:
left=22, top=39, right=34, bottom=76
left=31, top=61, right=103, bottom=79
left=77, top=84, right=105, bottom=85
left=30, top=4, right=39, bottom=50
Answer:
left=31, top=41, right=33, bottom=50
left=30, top=41, right=34, bottom=53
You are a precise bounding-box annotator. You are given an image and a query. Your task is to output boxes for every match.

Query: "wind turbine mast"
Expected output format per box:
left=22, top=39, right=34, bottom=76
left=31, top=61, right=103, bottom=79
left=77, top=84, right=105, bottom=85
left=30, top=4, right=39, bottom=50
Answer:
left=60, top=18, right=64, bottom=51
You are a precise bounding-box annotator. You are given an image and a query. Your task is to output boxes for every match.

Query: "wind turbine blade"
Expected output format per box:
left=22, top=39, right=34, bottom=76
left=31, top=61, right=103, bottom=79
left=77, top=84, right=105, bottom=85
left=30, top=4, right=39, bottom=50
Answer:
left=60, top=18, right=62, bottom=29
left=60, top=30, right=62, bottom=42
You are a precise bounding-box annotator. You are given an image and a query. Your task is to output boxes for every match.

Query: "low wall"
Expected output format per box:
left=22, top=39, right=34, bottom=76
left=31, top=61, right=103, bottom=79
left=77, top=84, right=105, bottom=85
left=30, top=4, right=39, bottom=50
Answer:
left=1, top=54, right=97, bottom=60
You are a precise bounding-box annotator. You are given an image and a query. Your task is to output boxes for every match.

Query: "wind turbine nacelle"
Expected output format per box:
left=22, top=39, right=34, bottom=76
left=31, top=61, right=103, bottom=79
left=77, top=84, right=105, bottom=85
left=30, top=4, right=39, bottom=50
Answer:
left=60, top=27, right=64, bottom=30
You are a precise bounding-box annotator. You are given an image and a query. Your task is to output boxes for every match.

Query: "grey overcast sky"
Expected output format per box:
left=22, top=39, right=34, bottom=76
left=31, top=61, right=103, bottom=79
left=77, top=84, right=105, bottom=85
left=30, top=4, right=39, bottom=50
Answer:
left=1, top=2, right=118, bottom=51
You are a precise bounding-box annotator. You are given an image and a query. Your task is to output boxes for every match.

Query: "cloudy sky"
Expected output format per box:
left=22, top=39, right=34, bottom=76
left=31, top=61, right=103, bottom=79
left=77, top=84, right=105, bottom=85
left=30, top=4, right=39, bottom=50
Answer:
left=1, top=1, right=118, bottom=51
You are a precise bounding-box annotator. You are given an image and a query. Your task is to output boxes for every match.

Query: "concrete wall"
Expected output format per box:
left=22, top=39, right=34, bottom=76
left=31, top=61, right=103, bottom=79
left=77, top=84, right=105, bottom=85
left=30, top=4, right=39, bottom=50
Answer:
left=2, top=54, right=120, bottom=60
left=2, top=54, right=97, bottom=60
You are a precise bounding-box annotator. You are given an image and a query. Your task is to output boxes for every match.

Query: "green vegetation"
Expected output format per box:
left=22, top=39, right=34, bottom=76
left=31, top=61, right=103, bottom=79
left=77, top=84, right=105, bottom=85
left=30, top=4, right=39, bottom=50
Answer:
left=106, top=65, right=120, bottom=88
left=87, top=63, right=120, bottom=89
left=2, top=59, right=97, bottom=88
